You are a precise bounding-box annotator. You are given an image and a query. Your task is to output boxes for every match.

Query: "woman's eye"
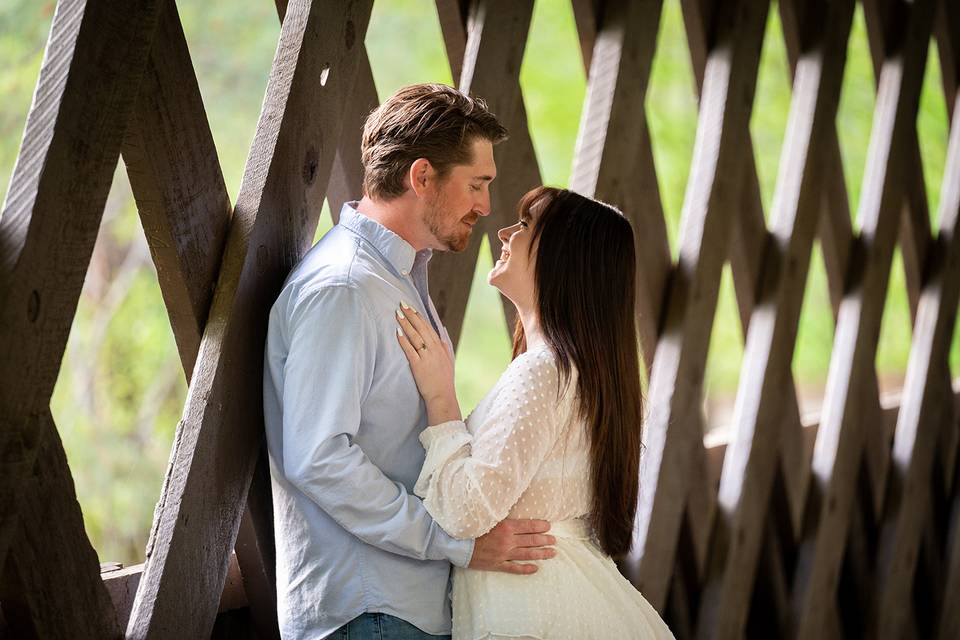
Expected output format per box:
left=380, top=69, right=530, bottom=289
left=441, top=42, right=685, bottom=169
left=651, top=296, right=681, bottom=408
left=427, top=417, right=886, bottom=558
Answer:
left=519, top=220, right=528, bottom=228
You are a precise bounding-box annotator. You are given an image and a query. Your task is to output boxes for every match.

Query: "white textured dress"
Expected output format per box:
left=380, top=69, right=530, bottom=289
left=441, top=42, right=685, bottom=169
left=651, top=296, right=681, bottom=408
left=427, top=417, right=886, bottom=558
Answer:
left=414, top=343, right=675, bottom=640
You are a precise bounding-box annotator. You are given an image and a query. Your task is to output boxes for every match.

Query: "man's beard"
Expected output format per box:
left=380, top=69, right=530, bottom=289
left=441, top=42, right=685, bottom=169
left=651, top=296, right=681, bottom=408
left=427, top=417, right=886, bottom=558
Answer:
left=424, top=192, right=475, bottom=252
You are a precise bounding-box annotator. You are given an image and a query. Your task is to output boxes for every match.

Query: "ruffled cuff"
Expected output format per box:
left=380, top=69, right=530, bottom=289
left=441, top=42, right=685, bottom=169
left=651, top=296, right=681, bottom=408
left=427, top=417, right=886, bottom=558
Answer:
left=414, top=420, right=471, bottom=498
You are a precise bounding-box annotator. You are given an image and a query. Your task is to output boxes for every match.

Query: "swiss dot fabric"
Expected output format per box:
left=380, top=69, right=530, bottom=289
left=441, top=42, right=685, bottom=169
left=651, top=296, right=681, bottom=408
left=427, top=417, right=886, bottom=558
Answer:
left=415, top=344, right=675, bottom=639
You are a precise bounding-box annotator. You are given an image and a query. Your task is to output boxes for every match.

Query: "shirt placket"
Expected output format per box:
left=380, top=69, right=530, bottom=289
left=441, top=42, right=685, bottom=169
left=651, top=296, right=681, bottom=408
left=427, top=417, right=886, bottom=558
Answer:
left=409, top=254, right=443, bottom=336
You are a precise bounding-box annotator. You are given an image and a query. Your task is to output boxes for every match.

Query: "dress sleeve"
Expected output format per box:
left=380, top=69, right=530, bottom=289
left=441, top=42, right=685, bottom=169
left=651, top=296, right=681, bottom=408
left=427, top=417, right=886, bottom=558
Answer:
left=414, top=348, right=568, bottom=539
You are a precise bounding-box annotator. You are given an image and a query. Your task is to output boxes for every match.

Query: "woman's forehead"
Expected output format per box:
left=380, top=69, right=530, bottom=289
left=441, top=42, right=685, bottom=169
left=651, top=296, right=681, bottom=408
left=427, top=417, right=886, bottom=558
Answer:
left=524, top=194, right=551, bottom=219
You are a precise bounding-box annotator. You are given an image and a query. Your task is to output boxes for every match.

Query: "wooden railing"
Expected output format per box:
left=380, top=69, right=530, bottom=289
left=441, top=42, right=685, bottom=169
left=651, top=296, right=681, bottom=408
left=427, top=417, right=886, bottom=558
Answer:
left=1, top=0, right=958, bottom=638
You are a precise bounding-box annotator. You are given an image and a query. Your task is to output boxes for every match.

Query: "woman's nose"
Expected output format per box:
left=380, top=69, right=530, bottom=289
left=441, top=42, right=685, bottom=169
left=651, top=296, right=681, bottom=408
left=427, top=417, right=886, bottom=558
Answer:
left=497, top=226, right=511, bottom=242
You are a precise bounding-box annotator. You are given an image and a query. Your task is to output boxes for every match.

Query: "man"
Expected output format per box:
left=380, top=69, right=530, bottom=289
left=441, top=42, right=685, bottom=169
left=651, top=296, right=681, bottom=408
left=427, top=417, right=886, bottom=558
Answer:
left=263, top=84, right=557, bottom=639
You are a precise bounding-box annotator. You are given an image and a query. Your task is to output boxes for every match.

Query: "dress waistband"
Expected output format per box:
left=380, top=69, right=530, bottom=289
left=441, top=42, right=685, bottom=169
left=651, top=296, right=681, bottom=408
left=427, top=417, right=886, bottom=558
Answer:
left=549, top=518, right=592, bottom=540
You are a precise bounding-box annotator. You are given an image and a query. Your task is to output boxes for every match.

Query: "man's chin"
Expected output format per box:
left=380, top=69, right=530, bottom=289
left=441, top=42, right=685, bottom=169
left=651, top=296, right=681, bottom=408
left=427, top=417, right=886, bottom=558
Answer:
left=444, top=232, right=472, bottom=252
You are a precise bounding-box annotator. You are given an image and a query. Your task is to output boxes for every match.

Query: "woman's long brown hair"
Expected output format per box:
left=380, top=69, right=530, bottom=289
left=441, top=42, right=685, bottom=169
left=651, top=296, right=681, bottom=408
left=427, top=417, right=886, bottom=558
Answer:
left=511, top=186, right=643, bottom=558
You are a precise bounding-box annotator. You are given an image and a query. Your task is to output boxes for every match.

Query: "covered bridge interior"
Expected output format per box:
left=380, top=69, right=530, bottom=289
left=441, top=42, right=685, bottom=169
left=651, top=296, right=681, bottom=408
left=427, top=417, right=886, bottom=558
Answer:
left=2, top=0, right=960, bottom=638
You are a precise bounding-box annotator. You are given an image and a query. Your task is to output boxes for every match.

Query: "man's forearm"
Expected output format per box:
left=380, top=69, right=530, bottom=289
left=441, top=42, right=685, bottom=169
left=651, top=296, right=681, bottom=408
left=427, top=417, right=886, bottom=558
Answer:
left=286, top=448, right=472, bottom=565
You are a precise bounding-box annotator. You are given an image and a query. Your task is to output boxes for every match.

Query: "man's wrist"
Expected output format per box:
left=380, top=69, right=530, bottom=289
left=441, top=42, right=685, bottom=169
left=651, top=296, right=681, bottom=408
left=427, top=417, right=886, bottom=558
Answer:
left=456, top=536, right=476, bottom=568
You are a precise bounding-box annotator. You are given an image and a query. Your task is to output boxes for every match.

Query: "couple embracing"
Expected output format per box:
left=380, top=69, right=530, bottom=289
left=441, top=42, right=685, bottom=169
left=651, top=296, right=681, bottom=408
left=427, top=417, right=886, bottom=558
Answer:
left=263, top=84, right=674, bottom=640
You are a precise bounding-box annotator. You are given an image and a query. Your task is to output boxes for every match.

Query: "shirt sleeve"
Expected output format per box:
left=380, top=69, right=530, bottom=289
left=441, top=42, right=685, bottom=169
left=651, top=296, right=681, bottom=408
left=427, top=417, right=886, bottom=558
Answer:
left=413, top=348, right=567, bottom=539
left=278, top=283, right=473, bottom=567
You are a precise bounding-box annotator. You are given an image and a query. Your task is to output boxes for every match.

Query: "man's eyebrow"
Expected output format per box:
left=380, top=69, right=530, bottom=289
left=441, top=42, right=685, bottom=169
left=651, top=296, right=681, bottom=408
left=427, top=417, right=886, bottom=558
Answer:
left=473, top=175, right=495, bottom=181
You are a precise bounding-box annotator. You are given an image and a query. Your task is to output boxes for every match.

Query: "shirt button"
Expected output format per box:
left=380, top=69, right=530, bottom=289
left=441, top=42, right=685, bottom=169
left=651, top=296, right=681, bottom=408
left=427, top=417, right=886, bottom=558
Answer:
left=401, top=270, right=409, bottom=276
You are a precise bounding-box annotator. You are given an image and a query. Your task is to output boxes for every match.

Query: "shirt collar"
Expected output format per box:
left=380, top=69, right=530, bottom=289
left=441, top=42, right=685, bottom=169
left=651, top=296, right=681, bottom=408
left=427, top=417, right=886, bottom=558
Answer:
left=339, top=201, right=433, bottom=276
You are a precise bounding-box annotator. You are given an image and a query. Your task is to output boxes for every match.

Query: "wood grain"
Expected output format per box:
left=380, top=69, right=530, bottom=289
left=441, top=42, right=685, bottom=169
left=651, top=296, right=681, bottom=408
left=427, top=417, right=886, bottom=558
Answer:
left=125, top=1, right=373, bottom=635
left=790, top=1, right=936, bottom=635
left=430, top=0, right=540, bottom=346
left=696, top=1, right=855, bottom=636
left=629, top=0, right=770, bottom=610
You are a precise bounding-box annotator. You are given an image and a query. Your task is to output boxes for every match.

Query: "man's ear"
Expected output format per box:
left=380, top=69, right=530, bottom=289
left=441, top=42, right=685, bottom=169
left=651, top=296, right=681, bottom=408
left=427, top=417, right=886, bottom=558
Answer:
left=408, top=158, right=433, bottom=198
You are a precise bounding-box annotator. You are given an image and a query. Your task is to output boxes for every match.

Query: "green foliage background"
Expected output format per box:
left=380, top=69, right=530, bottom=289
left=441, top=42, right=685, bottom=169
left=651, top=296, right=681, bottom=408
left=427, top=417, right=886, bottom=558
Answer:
left=0, top=0, right=950, bottom=565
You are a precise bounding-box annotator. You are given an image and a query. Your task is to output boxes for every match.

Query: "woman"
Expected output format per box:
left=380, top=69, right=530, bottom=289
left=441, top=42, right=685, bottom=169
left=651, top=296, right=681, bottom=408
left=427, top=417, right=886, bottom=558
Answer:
left=394, top=186, right=673, bottom=639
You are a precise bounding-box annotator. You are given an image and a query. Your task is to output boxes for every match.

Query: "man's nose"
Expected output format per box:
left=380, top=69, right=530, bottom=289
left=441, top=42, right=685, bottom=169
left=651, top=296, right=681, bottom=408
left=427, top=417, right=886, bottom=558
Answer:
left=477, top=191, right=492, bottom=217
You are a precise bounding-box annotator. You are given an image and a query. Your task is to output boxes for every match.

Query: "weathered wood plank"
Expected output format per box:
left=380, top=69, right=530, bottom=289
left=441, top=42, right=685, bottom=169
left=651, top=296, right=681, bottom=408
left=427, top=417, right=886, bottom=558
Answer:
left=938, top=445, right=960, bottom=639
left=940, top=0, right=960, bottom=120
left=121, top=2, right=280, bottom=635
left=569, top=0, right=670, bottom=372
left=125, top=1, right=373, bottom=635
left=101, top=551, right=249, bottom=630
left=326, top=48, right=377, bottom=224
left=781, top=0, right=895, bottom=522
left=872, top=60, right=960, bottom=637
left=695, top=2, right=855, bottom=636
left=275, top=0, right=377, bottom=225
left=0, top=0, right=161, bottom=635
left=429, top=0, right=539, bottom=347
left=0, top=0, right=162, bottom=574
left=931, top=0, right=960, bottom=498
left=789, top=1, right=936, bottom=635
left=569, top=0, right=601, bottom=71
left=122, top=0, right=232, bottom=381
left=435, top=0, right=469, bottom=82
left=569, top=0, right=718, bottom=580
left=0, top=411, right=121, bottom=638
left=629, top=0, right=769, bottom=610
left=858, top=0, right=933, bottom=322
left=680, top=0, right=816, bottom=536
left=858, top=0, right=951, bottom=514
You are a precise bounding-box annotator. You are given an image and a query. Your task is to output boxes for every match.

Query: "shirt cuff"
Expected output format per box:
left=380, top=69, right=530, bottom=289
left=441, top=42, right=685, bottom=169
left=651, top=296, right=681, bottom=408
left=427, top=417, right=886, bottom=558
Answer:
left=445, top=535, right=475, bottom=568
left=414, top=420, right=471, bottom=498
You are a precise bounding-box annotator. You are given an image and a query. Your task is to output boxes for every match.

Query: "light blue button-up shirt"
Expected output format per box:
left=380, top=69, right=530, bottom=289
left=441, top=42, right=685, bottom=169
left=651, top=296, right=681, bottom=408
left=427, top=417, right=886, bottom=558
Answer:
left=263, top=202, right=475, bottom=639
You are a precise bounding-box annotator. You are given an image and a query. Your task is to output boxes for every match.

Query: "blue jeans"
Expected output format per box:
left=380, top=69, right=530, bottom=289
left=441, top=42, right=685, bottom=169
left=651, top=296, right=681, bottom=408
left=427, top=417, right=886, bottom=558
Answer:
left=332, top=612, right=450, bottom=640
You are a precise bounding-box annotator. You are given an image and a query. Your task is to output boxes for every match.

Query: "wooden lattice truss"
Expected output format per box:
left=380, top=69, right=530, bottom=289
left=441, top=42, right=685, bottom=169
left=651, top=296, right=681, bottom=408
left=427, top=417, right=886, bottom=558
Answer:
left=1, top=0, right=960, bottom=637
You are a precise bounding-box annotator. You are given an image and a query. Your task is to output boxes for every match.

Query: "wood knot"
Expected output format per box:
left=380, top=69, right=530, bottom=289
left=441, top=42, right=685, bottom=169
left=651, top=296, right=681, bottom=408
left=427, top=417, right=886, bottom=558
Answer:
left=345, top=20, right=355, bottom=50
left=302, top=146, right=319, bottom=185
left=27, top=290, right=40, bottom=322
left=257, top=245, right=269, bottom=275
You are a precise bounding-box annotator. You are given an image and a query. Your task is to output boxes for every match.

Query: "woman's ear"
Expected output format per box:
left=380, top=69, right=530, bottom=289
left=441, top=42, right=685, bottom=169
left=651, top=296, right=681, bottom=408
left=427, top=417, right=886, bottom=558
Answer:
left=408, top=158, right=433, bottom=198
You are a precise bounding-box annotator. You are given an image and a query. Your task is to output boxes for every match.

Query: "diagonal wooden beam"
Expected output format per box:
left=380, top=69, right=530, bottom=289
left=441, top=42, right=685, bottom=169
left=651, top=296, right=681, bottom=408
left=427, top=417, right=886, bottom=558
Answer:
left=325, top=47, right=378, bottom=225
left=570, top=0, right=670, bottom=374
left=940, top=0, right=960, bottom=121
left=120, top=0, right=281, bottom=636
left=0, top=412, right=122, bottom=638
left=931, top=0, right=960, bottom=499
left=694, top=3, right=856, bottom=635
left=125, top=1, right=373, bottom=635
left=851, top=0, right=959, bottom=520
left=570, top=0, right=723, bottom=581
left=429, top=0, right=540, bottom=347
left=280, top=0, right=379, bottom=228
left=435, top=0, right=471, bottom=81
left=0, top=0, right=163, bottom=635
left=938, top=439, right=960, bottom=638
left=628, top=0, right=770, bottom=610
left=781, top=0, right=897, bottom=530
left=872, top=36, right=960, bottom=640
left=122, top=0, right=232, bottom=383
left=678, top=0, right=815, bottom=537
left=860, top=0, right=936, bottom=326
left=780, top=0, right=904, bottom=535
left=789, top=0, right=937, bottom=635
left=0, top=0, right=162, bottom=569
